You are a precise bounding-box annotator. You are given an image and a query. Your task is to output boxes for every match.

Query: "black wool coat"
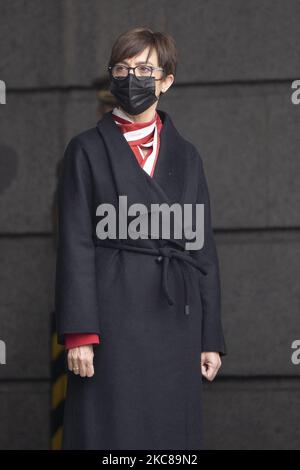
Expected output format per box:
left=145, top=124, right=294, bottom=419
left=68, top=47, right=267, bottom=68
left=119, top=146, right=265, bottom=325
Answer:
left=55, top=108, right=226, bottom=450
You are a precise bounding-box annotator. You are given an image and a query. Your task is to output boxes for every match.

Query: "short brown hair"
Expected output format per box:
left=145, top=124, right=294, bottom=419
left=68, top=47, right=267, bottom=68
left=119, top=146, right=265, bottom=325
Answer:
left=108, top=27, right=178, bottom=77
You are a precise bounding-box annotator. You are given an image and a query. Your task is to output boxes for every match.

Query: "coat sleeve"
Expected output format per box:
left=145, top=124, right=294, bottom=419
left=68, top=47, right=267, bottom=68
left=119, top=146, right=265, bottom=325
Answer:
left=55, top=137, right=101, bottom=346
left=191, top=148, right=227, bottom=356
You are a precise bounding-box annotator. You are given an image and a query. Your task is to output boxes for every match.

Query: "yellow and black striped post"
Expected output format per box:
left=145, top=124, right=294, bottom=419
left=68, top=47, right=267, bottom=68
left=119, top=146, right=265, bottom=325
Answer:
left=50, top=310, right=67, bottom=450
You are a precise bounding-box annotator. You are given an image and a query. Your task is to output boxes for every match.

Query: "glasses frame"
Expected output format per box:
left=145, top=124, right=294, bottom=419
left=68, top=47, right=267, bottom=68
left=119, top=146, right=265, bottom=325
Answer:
left=108, top=64, right=165, bottom=81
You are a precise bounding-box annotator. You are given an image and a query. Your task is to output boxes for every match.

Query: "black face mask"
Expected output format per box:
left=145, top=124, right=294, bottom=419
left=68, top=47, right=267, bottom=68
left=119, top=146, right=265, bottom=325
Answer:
left=109, top=73, right=159, bottom=115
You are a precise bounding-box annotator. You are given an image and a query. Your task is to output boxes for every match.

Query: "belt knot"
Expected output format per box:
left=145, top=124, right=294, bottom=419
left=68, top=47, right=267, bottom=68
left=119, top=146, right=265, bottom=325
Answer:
left=156, top=246, right=173, bottom=262
left=94, top=239, right=207, bottom=317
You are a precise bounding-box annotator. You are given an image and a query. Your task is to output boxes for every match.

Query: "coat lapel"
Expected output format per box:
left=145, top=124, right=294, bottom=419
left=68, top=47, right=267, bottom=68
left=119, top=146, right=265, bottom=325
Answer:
left=96, top=109, right=190, bottom=248
left=96, top=109, right=188, bottom=207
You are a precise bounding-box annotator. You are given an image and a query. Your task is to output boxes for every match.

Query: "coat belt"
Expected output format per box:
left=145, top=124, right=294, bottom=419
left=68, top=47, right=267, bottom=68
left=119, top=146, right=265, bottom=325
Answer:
left=94, top=239, right=208, bottom=316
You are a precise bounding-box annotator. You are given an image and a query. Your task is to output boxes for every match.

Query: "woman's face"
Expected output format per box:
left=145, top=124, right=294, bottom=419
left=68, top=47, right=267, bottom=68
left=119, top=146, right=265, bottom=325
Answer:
left=116, top=46, right=174, bottom=98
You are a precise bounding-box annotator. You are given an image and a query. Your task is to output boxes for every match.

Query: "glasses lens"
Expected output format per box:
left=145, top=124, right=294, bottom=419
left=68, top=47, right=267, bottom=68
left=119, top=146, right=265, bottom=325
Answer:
left=112, top=65, right=128, bottom=78
left=135, top=65, right=152, bottom=78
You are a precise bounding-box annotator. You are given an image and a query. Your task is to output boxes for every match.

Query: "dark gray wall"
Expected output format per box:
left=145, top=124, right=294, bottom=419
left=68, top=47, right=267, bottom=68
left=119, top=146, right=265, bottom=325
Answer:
left=0, top=0, right=300, bottom=449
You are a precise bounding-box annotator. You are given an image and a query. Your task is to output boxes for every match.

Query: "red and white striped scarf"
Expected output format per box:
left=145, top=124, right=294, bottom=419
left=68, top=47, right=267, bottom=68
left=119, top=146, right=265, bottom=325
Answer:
left=111, top=106, right=163, bottom=177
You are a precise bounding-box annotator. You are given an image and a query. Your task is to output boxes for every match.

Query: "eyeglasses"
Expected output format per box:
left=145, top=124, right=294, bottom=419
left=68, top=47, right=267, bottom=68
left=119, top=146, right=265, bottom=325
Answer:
left=108, top=64, right=164, bottom=80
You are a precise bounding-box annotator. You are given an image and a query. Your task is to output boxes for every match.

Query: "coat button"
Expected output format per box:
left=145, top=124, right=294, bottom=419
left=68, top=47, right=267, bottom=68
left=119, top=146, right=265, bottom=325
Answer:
left=185, top=304, right=190, bottom=315
left=156, top=255, right=163, bottom=262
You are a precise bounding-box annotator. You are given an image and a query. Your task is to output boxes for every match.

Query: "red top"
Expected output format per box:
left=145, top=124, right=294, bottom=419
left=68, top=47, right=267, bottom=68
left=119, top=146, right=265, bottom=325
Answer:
left=65, top=333, right=100, bottom=350
left=64, top=111, right=163, bottom=350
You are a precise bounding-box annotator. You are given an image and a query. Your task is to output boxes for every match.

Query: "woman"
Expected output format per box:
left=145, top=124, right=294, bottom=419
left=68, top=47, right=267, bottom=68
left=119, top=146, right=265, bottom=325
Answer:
left=55, top=27, right=226, bottom=450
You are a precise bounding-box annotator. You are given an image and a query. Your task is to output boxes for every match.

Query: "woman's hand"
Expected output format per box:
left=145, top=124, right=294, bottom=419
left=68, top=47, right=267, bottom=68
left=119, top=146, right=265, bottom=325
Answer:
left=67, top=345, right=95, bottom=377
left=201, top=352, right=222, bottom=381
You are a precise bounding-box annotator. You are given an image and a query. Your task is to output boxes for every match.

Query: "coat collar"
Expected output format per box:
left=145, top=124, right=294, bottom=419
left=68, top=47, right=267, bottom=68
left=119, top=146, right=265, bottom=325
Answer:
left=96, top=109, right=193, bottom=250
left=96, top=108, right=189, bottom=210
